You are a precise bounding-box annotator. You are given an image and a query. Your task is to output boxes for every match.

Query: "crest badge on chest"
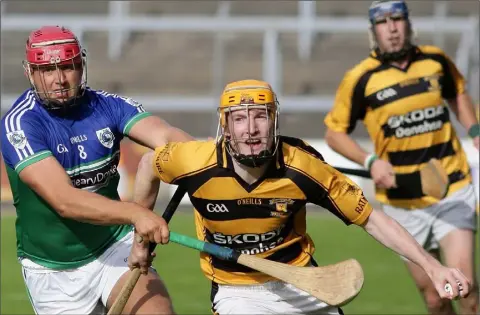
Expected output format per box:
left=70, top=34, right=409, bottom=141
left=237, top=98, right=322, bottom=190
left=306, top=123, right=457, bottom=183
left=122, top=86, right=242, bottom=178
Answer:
left=96, top=127, right=115, bottom=149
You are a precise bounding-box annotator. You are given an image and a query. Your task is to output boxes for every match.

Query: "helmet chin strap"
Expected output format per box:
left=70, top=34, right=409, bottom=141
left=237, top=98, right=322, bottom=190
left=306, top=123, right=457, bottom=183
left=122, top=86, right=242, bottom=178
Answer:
left=375, top=43, right=414, bottom=63
left=234, top=149, right=273, bottom=168
left=35, top=86, right=85, bottom=111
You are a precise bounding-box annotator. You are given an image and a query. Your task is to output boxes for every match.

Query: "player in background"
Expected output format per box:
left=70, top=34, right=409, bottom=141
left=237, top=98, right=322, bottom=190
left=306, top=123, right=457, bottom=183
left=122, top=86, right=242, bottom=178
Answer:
left=133, top=79, right=470, bottom=314
left=1, top=25, right=194, bottom=314
left=324, top=1, right=479, bottom=314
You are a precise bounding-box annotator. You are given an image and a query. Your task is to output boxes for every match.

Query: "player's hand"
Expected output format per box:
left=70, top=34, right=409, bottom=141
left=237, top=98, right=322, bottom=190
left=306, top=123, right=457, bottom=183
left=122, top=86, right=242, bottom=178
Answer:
left=128, top=234, right=155, bottom=275
left=131, top=209, right=170, bottom=245
left=370, top=159, right=397, bottom=189
left=428, top=265, right=471, bottom=300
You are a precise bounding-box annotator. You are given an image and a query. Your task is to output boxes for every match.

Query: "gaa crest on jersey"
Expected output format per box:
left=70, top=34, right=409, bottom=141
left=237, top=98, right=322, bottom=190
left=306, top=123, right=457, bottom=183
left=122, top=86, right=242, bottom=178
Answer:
left=269, top=198, right=294, bottom=212
left=6, top=130, right=27, bottom=150
left=96, top=127, right=115, bottom=149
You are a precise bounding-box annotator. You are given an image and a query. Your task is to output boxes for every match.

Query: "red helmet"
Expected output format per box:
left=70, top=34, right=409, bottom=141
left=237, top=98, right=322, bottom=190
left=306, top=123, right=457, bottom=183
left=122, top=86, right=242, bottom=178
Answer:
left=26, top=25, right=83, bottom=66
left=23, top=26, right=87, bottom=109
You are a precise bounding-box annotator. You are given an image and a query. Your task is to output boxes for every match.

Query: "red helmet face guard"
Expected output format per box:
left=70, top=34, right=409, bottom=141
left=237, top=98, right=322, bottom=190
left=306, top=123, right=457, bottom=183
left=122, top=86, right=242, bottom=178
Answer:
left=23, top=26, right=88, bottom=110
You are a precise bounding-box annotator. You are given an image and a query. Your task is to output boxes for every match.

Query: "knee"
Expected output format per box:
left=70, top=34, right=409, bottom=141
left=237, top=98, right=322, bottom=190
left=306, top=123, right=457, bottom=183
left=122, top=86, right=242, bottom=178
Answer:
left=460, top=282, right=479, bottom=313
left=422, top=288, right=449, bottom=311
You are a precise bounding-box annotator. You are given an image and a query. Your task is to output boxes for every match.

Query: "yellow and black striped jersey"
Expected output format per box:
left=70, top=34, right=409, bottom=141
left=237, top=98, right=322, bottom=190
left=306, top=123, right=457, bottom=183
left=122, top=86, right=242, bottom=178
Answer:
left=153, top=136, right=373, bottom=285
left=325, top=45, right=471, bottom=209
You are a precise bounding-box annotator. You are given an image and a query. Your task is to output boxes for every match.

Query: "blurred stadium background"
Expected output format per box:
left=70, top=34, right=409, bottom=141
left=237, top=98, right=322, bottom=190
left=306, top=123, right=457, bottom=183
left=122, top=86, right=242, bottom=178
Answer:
left=1, top=1, right=479, bottom=314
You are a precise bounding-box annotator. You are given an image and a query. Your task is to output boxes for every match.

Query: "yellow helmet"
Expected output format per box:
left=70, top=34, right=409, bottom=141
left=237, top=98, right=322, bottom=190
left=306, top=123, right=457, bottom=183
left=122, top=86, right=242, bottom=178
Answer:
left=216, top=79, right=280, bottom=167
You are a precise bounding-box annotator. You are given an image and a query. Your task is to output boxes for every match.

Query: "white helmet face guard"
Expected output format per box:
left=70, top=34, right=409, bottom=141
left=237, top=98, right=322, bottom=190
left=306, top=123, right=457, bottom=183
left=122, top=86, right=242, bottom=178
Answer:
left=217, top=103, right=280, bottom=168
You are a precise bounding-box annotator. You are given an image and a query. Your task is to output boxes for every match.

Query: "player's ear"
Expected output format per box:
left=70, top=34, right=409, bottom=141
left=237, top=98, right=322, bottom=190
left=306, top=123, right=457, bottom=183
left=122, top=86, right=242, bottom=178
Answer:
left=408, top=21, right=417, bottom=43
left=368, top=26, right=376, bottom=49
left=23, top=63, right=35, bottom=85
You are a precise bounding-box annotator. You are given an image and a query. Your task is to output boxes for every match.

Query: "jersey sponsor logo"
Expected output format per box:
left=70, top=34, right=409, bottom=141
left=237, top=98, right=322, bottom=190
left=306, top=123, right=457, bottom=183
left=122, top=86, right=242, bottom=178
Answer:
left=385, top=105, right=446, bottom=139
left=57, top=144, right=69, bottom=153
left=211, top=225, right=285, bottom=254
left=96, top=127, right=115, bottom=149
left=70, top=135, right=88, bottom=144
left=70, top=154, right=120, bottom=191
left=206, top=203, right=229, bottom=213
left=376, top=88, right=398, bottom=101
left=6, top=130, right=27, bottom=150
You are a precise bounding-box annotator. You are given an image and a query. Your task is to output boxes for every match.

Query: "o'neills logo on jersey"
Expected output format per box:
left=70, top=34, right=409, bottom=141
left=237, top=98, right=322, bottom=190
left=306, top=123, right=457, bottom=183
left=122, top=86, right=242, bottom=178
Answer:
left=237, top=198, right=262, bottom=205
left=96, top=127, right=115, bottom=149
left=383, top=105, right=448, bottom=139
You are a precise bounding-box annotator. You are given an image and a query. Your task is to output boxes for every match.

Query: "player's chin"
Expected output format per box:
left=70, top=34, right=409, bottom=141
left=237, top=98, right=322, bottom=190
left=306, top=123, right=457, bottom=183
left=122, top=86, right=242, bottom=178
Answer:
left=389, top=44, right=405, bottom=52
left=49, top=93, right=74, bottom=103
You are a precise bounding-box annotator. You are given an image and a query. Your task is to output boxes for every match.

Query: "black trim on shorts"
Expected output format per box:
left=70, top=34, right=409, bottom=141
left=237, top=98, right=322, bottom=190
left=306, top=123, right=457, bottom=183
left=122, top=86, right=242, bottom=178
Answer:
left=210, top=281, right=219, bottom=314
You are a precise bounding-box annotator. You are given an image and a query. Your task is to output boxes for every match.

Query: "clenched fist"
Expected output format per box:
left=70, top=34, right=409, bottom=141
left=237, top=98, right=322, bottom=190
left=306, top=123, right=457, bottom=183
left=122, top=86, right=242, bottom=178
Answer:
left=370, top=159, right=397, bottom=189
left=131, top=209, right=170, bottom=245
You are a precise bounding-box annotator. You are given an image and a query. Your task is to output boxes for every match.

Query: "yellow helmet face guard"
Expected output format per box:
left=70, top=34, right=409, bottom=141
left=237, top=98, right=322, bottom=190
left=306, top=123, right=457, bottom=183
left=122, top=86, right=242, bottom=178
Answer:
left=216, top=80, right=280, bottom=168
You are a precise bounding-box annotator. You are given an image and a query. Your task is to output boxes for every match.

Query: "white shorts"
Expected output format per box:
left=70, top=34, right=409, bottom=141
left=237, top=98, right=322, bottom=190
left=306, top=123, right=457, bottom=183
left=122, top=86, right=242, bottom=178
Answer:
left=20, top=230, right=147, bottom=315
left=211, top=280, right=343, bottom=315
left=383, top=184, right=478, bottom=255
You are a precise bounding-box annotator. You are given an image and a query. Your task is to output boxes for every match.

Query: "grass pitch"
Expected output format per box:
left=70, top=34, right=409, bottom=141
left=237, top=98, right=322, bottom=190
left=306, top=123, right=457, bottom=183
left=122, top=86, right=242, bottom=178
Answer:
left=1, top=210, right=452, bottom=314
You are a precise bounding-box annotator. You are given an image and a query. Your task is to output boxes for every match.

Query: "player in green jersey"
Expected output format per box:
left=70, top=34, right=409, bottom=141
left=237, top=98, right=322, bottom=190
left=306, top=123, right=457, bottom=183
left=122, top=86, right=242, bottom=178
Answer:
left=1, top=26, right=193, bottom=314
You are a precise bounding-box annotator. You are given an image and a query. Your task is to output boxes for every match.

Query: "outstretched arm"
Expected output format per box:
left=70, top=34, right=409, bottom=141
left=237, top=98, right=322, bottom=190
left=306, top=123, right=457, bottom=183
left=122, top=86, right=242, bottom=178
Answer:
left=19, top=156, right=168, bottom=244
left=447, top=93, right=479, bottom=150
left=128, top=116, right=194, bottom=149
left=362, top=209, right=471, bottom=299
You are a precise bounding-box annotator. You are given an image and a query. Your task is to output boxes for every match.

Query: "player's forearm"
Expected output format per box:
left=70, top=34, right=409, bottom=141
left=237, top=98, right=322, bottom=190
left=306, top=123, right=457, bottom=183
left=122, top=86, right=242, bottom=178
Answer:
left=363, top=209, right=442, bottom=275
left=448, top=93, right=479, bottom=131
left=325, top=129, right=369, bottom=166
left=55, top=188, right=144, bottom=225
left=166, top=126, right=195, bottom=143
left=133, top=152, right=160, bottom=210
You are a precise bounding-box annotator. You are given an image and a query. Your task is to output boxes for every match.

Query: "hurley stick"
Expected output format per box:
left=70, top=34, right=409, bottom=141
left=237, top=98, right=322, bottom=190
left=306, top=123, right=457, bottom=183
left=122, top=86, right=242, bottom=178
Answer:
left=107, top=186, right=188, bottom=315
left=168, top=232, right=364, bottom=306
left=335, top=158, right=449, bottom=199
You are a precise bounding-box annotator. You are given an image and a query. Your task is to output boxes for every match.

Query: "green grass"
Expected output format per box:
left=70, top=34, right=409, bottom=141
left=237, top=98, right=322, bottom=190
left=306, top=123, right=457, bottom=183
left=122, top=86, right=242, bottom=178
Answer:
left=2, top=211, right=456, bottom=314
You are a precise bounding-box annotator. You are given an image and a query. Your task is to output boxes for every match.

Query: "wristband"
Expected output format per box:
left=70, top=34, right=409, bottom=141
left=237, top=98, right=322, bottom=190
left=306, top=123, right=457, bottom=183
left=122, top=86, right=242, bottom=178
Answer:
left=364, top=153, right=379, bottom=170
left=468, top=124, right=480, bottom=138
